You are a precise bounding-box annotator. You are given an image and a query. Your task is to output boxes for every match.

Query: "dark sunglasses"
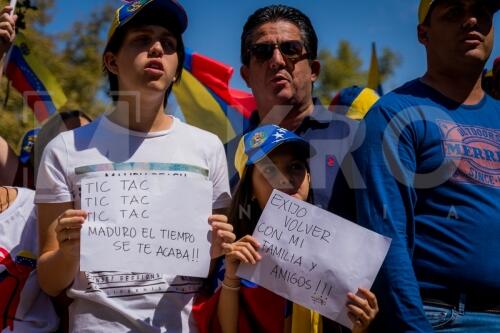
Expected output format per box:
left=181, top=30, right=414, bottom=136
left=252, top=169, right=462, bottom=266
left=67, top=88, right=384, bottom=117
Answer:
left=249, top=40, right=307, bottom=62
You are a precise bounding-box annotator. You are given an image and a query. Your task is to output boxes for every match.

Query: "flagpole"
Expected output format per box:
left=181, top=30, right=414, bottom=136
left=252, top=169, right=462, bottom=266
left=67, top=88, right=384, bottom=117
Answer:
left=9, top=0, right=17, bottom=12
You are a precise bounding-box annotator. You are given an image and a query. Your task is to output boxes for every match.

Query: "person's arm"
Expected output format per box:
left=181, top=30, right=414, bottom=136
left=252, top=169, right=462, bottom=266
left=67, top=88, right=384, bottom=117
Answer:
left=352, top=105, right=433, bottom=333
left=37, top=202, right=86, bottom=297
left=217, top=235, right=261, bottom=333
left=0, top=136, right=18, bottom=185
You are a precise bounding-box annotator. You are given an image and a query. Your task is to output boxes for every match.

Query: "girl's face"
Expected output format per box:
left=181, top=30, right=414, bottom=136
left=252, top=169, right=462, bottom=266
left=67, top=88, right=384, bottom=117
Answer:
left=105, top=25, right=179, bottom=99
left=251, top=144, right=310, bottom=209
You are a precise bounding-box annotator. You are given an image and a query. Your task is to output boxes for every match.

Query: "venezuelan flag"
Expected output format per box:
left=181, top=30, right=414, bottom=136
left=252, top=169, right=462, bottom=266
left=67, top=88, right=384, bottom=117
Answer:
left=5, top=32, right=67, bottom=123
left=367, top=42, right=384, bottom=96
left=172, top=50, right=255, bottom=144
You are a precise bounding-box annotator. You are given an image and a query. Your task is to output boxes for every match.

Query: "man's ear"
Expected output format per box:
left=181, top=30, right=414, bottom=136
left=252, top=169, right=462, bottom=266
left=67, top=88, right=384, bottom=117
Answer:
left=417, top=24, right=429, bottom=45
left=240, top=65, right=251, bottom=88
left=310, top=60, right=321, bottom=82
left=103, top=52, right=119, bottom=75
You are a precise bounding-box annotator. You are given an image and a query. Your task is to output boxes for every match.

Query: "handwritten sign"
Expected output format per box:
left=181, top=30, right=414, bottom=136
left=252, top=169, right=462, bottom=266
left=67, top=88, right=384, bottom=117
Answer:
left=80, top=175, right=213, bottom=277
left=237, top=190, right=391, bottom=328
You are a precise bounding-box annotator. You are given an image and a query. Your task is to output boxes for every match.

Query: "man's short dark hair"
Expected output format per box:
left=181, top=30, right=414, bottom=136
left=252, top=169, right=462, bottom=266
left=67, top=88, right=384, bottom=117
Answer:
left=241, top=5, right=318, bottom=66
left=103, top=9, right=185, bottom=105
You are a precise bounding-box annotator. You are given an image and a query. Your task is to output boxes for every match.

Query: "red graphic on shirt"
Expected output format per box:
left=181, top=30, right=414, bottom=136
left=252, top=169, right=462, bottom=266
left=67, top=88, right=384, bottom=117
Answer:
left=0, top=247, right=36, bottom=331
left=326, top=155, right=336, bottom=168
left=438, top=120, right=500, bottom=187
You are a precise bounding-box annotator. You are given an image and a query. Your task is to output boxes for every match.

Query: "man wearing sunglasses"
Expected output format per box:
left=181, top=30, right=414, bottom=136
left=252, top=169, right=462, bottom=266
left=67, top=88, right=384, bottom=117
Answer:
left=352, top=0, right=500, bottom=332
left=228, top=5, right=360, bottom=219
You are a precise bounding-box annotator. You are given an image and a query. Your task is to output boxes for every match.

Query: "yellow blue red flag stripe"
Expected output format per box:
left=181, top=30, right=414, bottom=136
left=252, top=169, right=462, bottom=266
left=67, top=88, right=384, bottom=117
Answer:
left=5, top=32, right=67, bottom=123
left=173, top=49, right=255, bottom=143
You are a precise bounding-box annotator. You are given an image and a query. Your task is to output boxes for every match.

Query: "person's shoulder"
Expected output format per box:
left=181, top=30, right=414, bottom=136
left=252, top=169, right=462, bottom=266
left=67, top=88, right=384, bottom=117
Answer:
left=176, top=120, right=223, bottom=146
left=51, top=116, right=99, bottom=143
left=379, top=79, right=424, bottom=104
left=14, top=187, right=36, bottom=214
left=16, top=187, right=35, bottom=200
left=484, top=93, right=500, bottom=110
left=71, top=116, right=101, bottom=137
left=366, top=79, right=428, bottom=116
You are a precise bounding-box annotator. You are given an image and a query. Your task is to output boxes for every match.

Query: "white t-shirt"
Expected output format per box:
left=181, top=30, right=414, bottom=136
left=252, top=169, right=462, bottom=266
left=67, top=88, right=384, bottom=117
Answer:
left=0, top=187, right=59, bottom=333
left=35, top=116, right=231, bottom=333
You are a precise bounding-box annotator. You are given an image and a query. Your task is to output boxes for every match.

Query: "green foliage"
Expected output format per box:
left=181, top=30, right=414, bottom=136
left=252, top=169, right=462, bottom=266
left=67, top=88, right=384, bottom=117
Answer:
left=12, top=0, right=38, bottom=31
left=316, top=40, right=401, bottom=105
left=56, top=4, right=114, bottom=116
left=0, top=0, right=113, bottom=150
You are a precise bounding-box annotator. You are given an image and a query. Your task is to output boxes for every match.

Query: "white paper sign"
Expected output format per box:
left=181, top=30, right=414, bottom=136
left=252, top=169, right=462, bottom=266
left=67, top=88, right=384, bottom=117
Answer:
left=80, top=175, right=213, bottom=277
left=237, top=190, right=391, bottom=328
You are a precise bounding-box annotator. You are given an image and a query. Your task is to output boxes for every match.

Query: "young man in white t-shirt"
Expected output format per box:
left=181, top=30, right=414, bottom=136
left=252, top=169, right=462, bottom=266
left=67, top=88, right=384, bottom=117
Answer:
left=35, top=1, right=234, bottom=332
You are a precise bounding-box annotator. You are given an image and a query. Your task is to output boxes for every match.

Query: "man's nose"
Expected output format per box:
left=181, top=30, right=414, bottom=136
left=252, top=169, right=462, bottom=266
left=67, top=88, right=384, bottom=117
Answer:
left=269, top=46, right=286, bottom=70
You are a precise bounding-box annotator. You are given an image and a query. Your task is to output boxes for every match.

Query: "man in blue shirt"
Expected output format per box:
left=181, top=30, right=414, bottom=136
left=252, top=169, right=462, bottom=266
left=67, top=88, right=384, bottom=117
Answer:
left=353, top=0, right=500, bottom=332
left=229, top=5, right=365, bottom=217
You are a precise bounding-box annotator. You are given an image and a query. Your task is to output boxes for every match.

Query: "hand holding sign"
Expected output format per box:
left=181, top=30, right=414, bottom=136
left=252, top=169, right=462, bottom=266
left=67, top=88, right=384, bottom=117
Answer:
left=55, top=209, right=87, bottom=259
left=347, top=288, right=379, bottom=332
left=237, top=189, right=391, bottom=329
left=224, top=235, right=262, bottom=279
left=209, top=214, right=236, bottom=259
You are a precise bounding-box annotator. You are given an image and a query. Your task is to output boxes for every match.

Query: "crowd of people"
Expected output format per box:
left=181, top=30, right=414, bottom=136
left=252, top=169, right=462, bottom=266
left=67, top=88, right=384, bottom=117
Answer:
left=1, top=0, right=500, bottom=332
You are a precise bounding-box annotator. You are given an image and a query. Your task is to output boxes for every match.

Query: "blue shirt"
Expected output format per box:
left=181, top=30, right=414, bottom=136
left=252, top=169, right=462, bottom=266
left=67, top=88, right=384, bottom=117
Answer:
left=353, top=79, right=500, bottom=332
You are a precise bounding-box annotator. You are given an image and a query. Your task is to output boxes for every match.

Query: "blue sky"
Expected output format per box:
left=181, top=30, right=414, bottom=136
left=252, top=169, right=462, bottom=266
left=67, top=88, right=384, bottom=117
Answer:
left=44, top=0, right=500, bottom=93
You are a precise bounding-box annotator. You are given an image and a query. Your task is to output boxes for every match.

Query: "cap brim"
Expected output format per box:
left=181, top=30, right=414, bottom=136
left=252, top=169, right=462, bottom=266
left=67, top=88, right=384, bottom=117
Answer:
left=247, top=138, right=316, bottom=166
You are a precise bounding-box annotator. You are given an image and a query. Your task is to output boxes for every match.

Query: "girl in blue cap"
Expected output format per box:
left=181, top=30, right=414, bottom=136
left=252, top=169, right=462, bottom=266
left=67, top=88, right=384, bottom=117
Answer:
left=35, top=1, right=233, bottom=332
left=196, top=124, right=378, bottom=333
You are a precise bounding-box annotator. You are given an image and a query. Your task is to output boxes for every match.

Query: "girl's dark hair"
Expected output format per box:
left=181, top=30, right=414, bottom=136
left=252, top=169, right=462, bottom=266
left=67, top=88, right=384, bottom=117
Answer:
left=103, top=10, right=185, bottom=106
left=228, top=165, right=262, bottom=240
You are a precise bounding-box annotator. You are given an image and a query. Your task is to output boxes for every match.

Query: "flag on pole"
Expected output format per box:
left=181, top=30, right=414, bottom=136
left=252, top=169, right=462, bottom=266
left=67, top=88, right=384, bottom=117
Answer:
left=367, top=42, right=384, bottom=96
left=172, top=49, right=255, bottom=144
left=4, top=32, right=67, bottom=123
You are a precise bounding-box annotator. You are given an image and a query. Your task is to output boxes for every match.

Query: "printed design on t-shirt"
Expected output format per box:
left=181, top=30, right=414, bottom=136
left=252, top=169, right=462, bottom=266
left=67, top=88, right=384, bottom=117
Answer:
left=84, top=272, right=203, bottom=298
left=0, top=248, right=37, bottom=330
left=438, top=120, right=500, bottom=188
left=75, top=162, right=209, bottom=177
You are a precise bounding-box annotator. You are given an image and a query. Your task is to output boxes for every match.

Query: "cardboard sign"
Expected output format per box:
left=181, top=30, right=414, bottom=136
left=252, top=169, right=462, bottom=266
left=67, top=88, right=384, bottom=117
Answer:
left=237, top=190, right=391, bottom=328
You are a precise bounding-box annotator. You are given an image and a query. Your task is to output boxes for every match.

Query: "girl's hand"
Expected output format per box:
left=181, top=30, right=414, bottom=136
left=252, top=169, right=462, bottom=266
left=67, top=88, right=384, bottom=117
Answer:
left=223, top=235, right=261, bottom=279
left=209, top=214, right=235, bottom=259
left=54, top=209, right=87, bottom=259
left=347, top=287, right=379, bottom=333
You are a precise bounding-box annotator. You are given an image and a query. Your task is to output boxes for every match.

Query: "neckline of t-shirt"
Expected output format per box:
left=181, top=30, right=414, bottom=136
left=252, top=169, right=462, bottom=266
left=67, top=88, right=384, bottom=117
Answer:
left=417, top=78, right=488, bottom=110
left=100, top=115, right=178, bottom=138
left=0, top=187, right=29, bottom=220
